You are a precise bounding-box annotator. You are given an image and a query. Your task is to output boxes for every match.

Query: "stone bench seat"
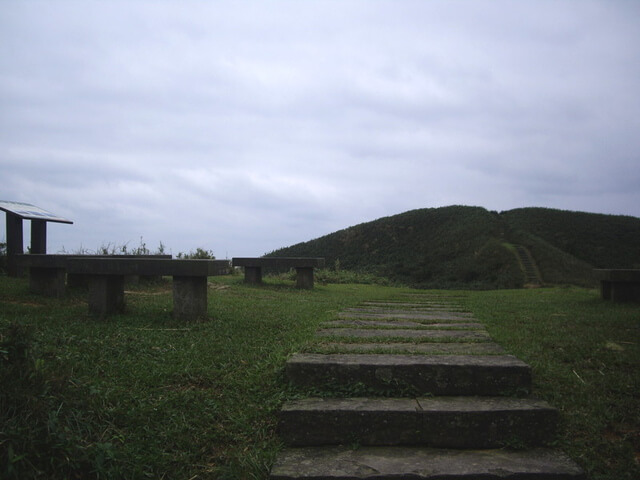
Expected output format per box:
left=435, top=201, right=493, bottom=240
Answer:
left=16, top=254, right=173, bottom=298
left=594, top=269, right=640, bottom=303
left=66, top=257, right=229, bottom=277
left=232, top=257, right=325, bottom=289
left=64, top=257, right=231, bottom=320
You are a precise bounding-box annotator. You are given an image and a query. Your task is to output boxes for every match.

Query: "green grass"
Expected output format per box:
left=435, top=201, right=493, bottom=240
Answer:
left=1, top=276, right=639, bottom=479
left=0, top=275, right=399, bottom=479
left=463, top=287, right=640, bottom=480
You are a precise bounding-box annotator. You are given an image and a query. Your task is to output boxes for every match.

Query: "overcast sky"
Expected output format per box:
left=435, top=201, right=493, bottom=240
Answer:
left=2, top=1, right=639, bottom=258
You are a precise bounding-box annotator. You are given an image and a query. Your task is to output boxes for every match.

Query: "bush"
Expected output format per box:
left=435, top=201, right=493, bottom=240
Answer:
left=177, top=248, right=215, bottom=259
left=60, top=237, right=167, bottom=256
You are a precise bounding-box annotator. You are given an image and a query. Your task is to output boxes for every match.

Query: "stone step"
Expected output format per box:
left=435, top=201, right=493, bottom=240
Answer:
left=317, top=328, right=490, bottom=341
left=321, top=320, right=485, bottom=329
left=270, top=446, right=585, bottom=479
left=286, top=354, right=530, bottom=395
left=340, top=311, right=474, bottom=321
left=312, top=341, right=506, bottom=355
left=361, top=301, right=464, bottom=309
left=279, top=396, right=558, bottom=448
left=347, top=307, right=473, bottom=315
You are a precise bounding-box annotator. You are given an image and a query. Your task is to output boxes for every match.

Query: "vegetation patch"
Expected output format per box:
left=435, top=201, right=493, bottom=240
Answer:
left=1, top=275, right=638, bottom=479
left=267, top=205, right=640, bottom=289
left=462, top=287, right=640, bottom=480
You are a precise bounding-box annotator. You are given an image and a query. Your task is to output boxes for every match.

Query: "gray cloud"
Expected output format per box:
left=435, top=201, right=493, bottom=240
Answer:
left=2, top=1, right=639, bottom=257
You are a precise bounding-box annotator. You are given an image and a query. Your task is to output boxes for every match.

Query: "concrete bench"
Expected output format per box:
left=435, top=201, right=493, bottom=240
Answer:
left=16, top=254, right=173, bottom=297
left=594, top=269, right=640, bottom=303
left=65, top=257, right=231, bottom=320
left=232, top=257, right=325, bottom=289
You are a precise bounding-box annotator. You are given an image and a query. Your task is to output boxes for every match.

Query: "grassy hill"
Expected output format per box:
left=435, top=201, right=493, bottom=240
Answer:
left=501, top=207, right=640, bottom=269
left=267, top=205, right=640, bottom=289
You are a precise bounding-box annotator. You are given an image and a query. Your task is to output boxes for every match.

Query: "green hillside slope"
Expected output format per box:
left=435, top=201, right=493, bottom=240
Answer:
left=501, top=207, right=640, bottom=269
left=269, top=206, right=520, bottom=288
left=267, top=206, right=640, bottom=289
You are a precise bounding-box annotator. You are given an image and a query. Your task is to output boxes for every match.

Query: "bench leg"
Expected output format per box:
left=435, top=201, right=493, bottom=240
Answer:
left=88, top=275, right=125, bottom=317
left=600, top=280, right=612, bottom=300
left=296, top=267, right=314, bottom=289
left=29, top=267, right=66, bottom=298
left=244, top=266, right=263, bottom=285
left=173, top=276, right=208, bottom=321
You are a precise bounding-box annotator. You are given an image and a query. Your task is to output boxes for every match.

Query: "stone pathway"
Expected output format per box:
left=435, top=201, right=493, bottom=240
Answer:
left=270, top=294, right=585, bottom=479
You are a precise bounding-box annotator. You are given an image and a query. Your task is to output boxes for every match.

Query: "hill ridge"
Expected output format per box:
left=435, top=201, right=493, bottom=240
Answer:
left=267, top=205, right=640, bottom=289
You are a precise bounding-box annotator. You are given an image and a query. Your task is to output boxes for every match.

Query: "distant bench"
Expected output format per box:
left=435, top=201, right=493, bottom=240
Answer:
left=232, top=257, right=325, bottom=289
left=17, top=254, right=231, bottom=320
left=594, top=269, right=640, bottom=303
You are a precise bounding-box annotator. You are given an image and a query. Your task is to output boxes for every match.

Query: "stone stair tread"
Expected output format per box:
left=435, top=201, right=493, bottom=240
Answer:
left=288, top=353, right=528, bottom=367
left=321, top=320, right=484, bottom=329
left=340, top=311, right=474, bottom=321
left=346, top=307, right=473, bottom=315
left=282, top=395, right=555, bottom=412
left=317, top=328, right=490, bottom=340
left=361, top=301, right=464, bottom=308
left=312, top=342, right=506, bottom=355
left=286, top=354, right=531, bottom=395
left=270, top=446, right=585, bottom=479
left=279, top=397, right=558, bottom=448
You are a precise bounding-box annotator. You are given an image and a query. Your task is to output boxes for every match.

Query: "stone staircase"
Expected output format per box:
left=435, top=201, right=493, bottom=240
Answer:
left=270, top=295, right=585, bottom=479
left=514, top=245, right=543, bottom=286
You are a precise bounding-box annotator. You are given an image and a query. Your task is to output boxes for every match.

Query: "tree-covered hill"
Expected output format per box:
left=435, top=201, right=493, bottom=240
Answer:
left=267, top=206, right=640, bottom=289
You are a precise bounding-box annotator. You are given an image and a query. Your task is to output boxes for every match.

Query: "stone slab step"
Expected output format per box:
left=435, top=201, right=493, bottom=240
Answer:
left=317, top=328, right=490, bottom=341
left=340, top=311, right=474, bottom=321
left=313, top=342, right=506, bottom=355
left=350, top=307, right=472, bottom=315
left=270, top=446, right=585, bottom=479
left=361, top=302, right=465, bottom=309
left=321, top=320, right=484, bottom=329
left=279, top=396, right=558, bottom=448
left=286, top=354, right=531, bottom=395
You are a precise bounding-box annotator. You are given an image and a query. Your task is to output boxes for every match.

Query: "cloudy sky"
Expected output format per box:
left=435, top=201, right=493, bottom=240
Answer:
left=2, top=1, right=639, bottom=258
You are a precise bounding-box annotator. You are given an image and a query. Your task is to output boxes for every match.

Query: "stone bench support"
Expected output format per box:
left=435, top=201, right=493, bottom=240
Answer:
left=244, top=266, right=263, bottom=285
left=16, top=254, right=70, bottom=298
left=232, top=257, right=325, bottom=289
left=88, top=275, right=125, bottom=316
left=594, top=269, right=640, bottom=303
left=31, top=266, right=67, bottom=298
left=63, top=258, right=230, bottom=321
left=173, top=276, right=208, bottom=321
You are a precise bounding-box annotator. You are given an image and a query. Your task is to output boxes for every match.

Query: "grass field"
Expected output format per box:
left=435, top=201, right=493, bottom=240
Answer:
left=1, top=274, right=638, bottom=479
